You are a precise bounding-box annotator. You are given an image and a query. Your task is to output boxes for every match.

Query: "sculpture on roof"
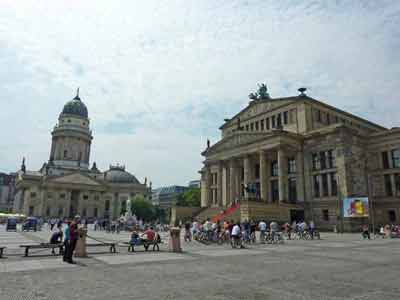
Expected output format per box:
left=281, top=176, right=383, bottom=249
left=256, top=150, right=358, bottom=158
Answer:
left=248, top=83, right=270, bottom=101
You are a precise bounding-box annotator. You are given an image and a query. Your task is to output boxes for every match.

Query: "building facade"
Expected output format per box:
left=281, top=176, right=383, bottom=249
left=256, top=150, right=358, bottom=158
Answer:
left=200, top=86, right=400, bottom=230
left=152, top=186, right=189, bottom=209
left=13, top=90, right=150, bottom=219
left=0, top=173, right=16, bottom=212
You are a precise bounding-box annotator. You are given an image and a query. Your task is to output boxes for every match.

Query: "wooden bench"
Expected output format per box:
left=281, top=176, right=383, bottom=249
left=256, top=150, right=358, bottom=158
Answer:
left=0, top=247, right=6, bottom=258
left=124, top=240, right=160, bottom=252
left=86, top=243, right=116, bottom=253
left=20, top=243, right=64, bottom=257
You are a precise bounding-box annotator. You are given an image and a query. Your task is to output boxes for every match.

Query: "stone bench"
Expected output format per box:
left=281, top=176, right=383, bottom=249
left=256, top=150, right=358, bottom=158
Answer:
left=20, top=243, right=64, bottom=257
left=123, top=240, right=160, bottom=252
left=86, top=242, right=116, bottom=253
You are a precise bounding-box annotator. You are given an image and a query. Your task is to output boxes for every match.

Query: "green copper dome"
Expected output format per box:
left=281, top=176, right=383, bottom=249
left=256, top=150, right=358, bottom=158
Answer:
left=61, top=90, right=88, bottom=118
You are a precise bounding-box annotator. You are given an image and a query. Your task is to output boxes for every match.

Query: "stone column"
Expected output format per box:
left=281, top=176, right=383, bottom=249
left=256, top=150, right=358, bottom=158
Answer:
left=391, top=174, right=397, bottom=197
left=243, top=156, right=251, bottom=199
left=296, top=151, right=305, bottom=202
left=260, top=151, right=268, bottom=202
left=222, top=165, right=229, bottom=207
left=229, top=160, right=236, bottom=205
left=278, top=148, right=288, bottom=203
left=201, top=168, right=210, bottom=207
left=217, top=163, right=223, bottom=206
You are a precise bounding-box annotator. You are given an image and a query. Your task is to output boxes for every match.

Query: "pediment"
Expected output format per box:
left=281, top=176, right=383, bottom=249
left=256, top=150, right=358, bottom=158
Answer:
left=222, top=98, right=297, bottom=129
left=204, top=133, right=269, bottom=155
left=48, top=173, right=103, bottom=186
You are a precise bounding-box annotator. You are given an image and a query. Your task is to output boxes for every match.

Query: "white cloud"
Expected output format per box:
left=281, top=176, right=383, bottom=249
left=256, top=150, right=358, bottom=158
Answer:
left=0, top=1, right=400, bottom=186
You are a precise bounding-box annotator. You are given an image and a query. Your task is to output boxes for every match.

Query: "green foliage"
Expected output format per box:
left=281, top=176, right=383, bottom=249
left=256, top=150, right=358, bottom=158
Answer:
left=130, top=195, right=167, bottom=222
left=176, top=188, right=201, bottom=207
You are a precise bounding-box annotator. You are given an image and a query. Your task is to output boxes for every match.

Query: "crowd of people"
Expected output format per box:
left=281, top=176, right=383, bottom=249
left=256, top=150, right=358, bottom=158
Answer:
left=183, top=218, right=319, bottom=246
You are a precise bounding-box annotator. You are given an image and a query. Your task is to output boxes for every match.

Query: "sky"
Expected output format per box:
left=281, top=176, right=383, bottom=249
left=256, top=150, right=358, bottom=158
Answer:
left=0, top=1, right=399, bottom=187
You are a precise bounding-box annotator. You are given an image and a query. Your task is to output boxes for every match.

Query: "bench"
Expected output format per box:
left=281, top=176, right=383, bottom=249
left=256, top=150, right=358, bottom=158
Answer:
left=124, top=240, right=160, bottom=252
left=86, top=243, right=116, bottom=253
left=0, top=247, right=6, bottom=258
left=20, top=243, right=64, bottom=257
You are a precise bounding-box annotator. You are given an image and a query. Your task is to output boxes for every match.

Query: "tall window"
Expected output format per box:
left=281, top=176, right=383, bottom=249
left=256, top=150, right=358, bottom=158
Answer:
left=326, top=113, right=331, bottom=125
left=395, top=174, right=400, bottom=195
left=288, top=158, right=296, bottom=174
left=64, top=150, right=68, bottom=159
left=330, top=172, right=338, bottom=196
left=58, top=207, right=63, bottom=217
left=250, top=123, right=254, bottom=131
left=392, top=149, right=400, bottom=168
left=327, top=150, right=336, bottom=168
left=313, top=175, right=320, bottom=198
left=321, top=173, right=329, bottom=197
left=389, top=210, right=397, bottom=222
left=271, top=180, right=279, bottom=202
left=82, top=208, right=87, bottom=217
left=320, top=151, right=327, bottom=170
left=260, top=120, right=264, bottom=131
left=288, top=178, right=297, bottom=203
left=385, top=174, right=393, bottom=196
left=94, top=207, right=98, bottom=218
left=277, top=114, right=282, bottom=127
left=271, top=160, right=279, bottom=177
left=382, top=152, right=390, bottom=169
left=246, top=124, right=249, bottom=131
left=255, top=121, right=259, bottom=131
left=283, top=111, right=288, bottom=125
left=255, top=163, right=260, bottom=179
left=271, top=116, right=276, bottom=128
left=46, top=207, right=51, bottom=217
left=105, top=199, right=110, bottom=211
left=266, top=118, right=270, bottom=130
left=312, top=153, right=320, bottom=170
left=322, top=209, right=329, bottom=221
left=317, top=110, right=322, bottom=122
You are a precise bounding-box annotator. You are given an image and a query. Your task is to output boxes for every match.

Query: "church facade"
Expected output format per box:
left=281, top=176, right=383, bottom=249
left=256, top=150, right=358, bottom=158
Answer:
left=13, top=90, right=150, bottom=220
left=201, top=86, right=400, bottom=231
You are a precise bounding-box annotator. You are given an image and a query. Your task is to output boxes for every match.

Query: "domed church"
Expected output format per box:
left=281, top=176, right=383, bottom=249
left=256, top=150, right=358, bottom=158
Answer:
left=13, top=89, right=150, bottom=220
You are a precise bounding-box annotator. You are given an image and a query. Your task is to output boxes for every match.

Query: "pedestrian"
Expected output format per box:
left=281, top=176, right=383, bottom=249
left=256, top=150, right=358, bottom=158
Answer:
left=62, top=220, right=71, bottom=262
left=361, top=224, right=370, bottom=240
left=64, top=217, right=79, bottom=264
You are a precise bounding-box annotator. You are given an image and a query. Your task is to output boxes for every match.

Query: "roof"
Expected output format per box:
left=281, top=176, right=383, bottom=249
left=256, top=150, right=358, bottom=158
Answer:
left=61, top=95, right=88, bottom=118
left=103, top=165, right=140, bottom=184
left=219, top=95, right=387, bottom=131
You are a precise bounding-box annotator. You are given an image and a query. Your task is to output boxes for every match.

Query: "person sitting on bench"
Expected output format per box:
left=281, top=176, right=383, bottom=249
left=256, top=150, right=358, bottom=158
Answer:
left=143, top=226, right=155, bottom=242
left=130, top=229, right=141, bottom=246
left=50, top=228, right=63, bottom=244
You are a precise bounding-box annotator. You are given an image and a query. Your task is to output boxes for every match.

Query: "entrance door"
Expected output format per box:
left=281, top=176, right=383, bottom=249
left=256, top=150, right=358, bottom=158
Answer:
left=70, top=191, right=80, bottom=218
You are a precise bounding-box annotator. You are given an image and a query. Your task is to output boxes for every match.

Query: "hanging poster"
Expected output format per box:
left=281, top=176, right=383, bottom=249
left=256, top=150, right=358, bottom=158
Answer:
left=343, top=197, right=369, bottom=217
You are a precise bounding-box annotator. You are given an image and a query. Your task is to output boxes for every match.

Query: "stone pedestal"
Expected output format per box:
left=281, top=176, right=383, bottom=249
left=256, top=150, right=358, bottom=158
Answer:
left=75, top=227, right=87, bottom=257
left=169, top=227, right=182, bottom=252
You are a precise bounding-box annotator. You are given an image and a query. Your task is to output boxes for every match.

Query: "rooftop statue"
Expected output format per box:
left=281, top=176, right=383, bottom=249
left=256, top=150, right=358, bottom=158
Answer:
left=248, top=83, right=270, bottom=101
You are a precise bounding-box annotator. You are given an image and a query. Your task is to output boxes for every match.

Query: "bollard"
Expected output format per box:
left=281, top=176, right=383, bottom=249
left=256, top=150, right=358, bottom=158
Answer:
left=169, top=227, right=182, bottom=252
left=75, top=227, right=88, bottom=257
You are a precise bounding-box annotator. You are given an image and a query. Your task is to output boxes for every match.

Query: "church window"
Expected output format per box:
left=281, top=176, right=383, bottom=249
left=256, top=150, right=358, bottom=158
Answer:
left=30, top=192, right=37, bottom=198
left=326, top=113, right=331, bottom=125
left=64, top=150, right=68, bottom=159
left=255, top=163, right=260, bottom=179
left=58, top=207, right=63, bottom=217
left=312, top=153, right=320, bottom=170
left=94, top=195, right=100, bottom=201
left=320, top=151, right=327, bottom=170
left=271, top=116, right=276, bottom=128
left=255, top=121, right=259, bottom=131
left=389, top=210, right=396, bottom=222
left=313, top=175, right=320, bottom=198
left=382, top=152, right=390, bottom=169
left=46, top=207, right=51, bottom=216
left=266, top=118, right=270, bottom=130
left=94, top=207, right=98, bottom=217
left=327, top=150, right=336, bottom=168
left=246, top=124, right=249, bottom=131
left=321, top=173, right=329, bottom=196
left=105, top=199, right=110, bottom=211
left=288, top=158, right=296, bottom=174
left=288, top=178, right=297, bottom=203
left=322, top=209, right=329, bottom=221
left=260, top=120, right=264, bottom=131
left=82, top=208, right=87, bottom=217
left=250, top=123, right=254, bottom=131
left=330, top=173, right=338, bottom=196
left=83, top=195, right=89, bottom=200
left=60, top=193, right=66, bottom=199
left=271, top=180, right=279, bottom=203
left=283, top=111, right=288, bottom=125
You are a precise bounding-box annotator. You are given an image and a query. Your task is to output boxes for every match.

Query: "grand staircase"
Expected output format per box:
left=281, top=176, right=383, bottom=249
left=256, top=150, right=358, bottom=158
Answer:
left=194, top=207, right=223, bottom=222
left=211, top=203, right=241, bottom=223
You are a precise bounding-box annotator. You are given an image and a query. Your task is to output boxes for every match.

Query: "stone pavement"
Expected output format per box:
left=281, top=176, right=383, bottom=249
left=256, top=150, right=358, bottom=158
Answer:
left=1, top=226, right=399, bottom=300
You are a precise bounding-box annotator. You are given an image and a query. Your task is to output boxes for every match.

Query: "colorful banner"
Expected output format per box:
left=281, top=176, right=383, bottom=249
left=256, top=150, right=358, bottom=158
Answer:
left=343, top=197, right=369, bottom=218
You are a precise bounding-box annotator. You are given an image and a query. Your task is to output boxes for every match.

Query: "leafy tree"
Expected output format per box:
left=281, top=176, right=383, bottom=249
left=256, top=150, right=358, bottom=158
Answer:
left=176, top=188, right=201, bottom=207
left=130, top=195, right=154, bottom=221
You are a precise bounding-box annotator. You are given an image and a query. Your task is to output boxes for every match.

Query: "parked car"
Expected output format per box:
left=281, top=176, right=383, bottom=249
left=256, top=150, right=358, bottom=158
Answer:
left=22, top=217, right=38, bottom=232
left=6, top=217, right=17, bottom=231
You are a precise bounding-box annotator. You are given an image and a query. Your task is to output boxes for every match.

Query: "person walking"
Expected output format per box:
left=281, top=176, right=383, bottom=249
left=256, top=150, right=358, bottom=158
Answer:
left=62, top=221, right=71, bottom=262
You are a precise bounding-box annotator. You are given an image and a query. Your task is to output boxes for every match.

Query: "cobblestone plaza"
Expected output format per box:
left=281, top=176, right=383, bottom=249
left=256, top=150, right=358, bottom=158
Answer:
left=1, top=227, right=399, bottom=300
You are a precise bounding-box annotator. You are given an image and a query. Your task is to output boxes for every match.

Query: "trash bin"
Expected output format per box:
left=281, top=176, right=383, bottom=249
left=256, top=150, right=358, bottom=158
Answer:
left=169, top=227, right=182, bottom=252
left=75, top=227, right=88, bottom=257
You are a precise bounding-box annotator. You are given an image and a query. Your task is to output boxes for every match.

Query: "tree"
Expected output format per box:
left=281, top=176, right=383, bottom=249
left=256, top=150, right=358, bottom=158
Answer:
left=176, top=188, right=201, bottom=207
left=130, top=195, right=154, bottom=221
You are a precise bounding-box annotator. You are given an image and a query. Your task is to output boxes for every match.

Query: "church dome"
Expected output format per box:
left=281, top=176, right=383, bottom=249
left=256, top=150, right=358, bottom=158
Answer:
left=61, top=89, right=88, bottom=118
left=104, top=165, right=140, bottom=184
